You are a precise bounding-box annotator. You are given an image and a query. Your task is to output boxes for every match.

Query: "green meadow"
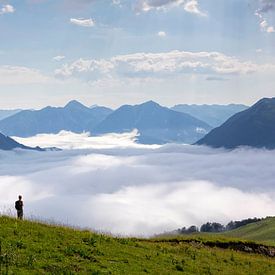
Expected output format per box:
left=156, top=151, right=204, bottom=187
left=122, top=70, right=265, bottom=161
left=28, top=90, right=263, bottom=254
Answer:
left=1, top=216, right=275, bottom=274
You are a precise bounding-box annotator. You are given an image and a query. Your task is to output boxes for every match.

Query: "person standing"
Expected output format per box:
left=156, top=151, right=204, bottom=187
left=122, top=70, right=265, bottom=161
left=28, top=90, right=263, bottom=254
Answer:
left=15, top=195, right=24, bottom=220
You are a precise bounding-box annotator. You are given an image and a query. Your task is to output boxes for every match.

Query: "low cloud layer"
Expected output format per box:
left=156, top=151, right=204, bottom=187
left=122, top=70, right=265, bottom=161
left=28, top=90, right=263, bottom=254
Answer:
left=1, top=131, right=275, bottom=236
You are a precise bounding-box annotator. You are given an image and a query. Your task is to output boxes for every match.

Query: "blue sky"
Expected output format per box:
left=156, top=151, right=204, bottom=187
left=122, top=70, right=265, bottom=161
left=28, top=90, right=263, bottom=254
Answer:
left=0, top=0, right=275, bottom=108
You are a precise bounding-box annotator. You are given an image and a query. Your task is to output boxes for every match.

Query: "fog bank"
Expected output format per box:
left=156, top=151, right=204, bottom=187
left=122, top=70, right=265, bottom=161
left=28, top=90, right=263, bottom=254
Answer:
left=0, top=131, right=274, bottom=236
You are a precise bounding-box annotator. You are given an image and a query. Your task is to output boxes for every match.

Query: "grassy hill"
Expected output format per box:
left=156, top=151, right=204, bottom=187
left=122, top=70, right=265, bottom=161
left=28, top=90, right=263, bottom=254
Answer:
left=1, top=216, right=275, bottom=274
left=224, top=217, right=275, bottom=246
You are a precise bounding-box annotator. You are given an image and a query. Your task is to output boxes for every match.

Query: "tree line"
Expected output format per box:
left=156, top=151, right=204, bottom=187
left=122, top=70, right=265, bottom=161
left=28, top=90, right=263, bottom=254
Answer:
left=177, top=217, right=262, bottom=234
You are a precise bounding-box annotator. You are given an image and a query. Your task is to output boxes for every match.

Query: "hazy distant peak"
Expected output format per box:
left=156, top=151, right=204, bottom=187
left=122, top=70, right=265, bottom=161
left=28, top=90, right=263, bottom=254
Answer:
left=138, top=100, right=161, bottom=108
left=0, top=100, right=112, bottom=137
left=171, top=104, right=249, bottom=127
left=90, top=105, right=113, bottom=111
left=64, top=100, right=87, bottom=109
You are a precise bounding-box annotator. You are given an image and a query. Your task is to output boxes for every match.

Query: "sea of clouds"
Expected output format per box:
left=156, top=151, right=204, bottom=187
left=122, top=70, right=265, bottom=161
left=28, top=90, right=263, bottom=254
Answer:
left=1, top=130, right=275, bottom=236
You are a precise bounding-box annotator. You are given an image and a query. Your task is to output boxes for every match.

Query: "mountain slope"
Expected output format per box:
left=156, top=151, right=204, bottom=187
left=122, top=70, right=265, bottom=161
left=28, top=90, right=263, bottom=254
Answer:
left=0, top=132, right=41, bottom=151
left=1, top=216, right=275, bottom=274
left=0, top=101, right=113, bottom=137
left=171, top=104, right=248, bottom=127
left=92, top=101, right=212, bottom=144
left=224, top=217, right=275, bottom=246
left=196, top=98, right=275, bottom=149
left=0, top=109, right=22, bottom=121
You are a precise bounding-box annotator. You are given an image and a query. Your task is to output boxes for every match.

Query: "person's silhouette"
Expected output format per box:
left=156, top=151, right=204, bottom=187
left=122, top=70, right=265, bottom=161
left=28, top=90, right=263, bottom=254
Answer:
left=15, top=195, right=24, bottom=220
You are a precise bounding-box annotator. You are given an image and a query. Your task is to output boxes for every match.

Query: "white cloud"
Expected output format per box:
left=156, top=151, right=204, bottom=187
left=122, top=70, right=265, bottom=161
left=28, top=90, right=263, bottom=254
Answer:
left=157, top=31, right=166, bottom=37
left=112, top=0, right=121, bottom=5
left=55, top=50, right=275, bottom=83
left=0, top=4, right=15, bottom=15
left=258, top=17, right=275, bottom=33
left=135, top=0, right=206, bottom=16
left=256, top=1, right=275, bottom=33
left=70, top=18, right=95, bottom=27
left=184, top=0, right=206, bottom=16
left=267, top=26, right=275, bottom=33
left=13, top=130, right=148, bottom=150
left=0, top=66, right=50, bottom=85
left=53, top=55, right=66, bottom=62
left=89, top=182, right=275, bottom=236
left=258, top=0, right=275, bottom=13
left=0, top=132, right=274, bottom=236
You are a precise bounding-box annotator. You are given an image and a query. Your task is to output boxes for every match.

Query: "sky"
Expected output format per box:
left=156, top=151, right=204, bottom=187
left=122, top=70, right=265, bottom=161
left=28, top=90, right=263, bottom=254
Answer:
left=0, top=0, right=275, bottom=109
left=0, top=131, right=275, bottom=236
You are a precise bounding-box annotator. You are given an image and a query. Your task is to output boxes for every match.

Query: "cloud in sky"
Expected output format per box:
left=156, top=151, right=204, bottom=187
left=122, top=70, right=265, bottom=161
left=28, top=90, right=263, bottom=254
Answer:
left=70, top=18, right=95, bottom=27
left=258, top=0, right=275, bottom=13
left=157, top=31, right=166, bottom=37
left=0, top=4, right=15, bottom=15
left=183, top=0, right=206, bottom=16
left=135, top=0, right=206, bottom=16
left=260, top=19, right=275, bottom=33
left=256, top=0, right=275, bottom=33
left=55, top=50, right=275, bottom=83
left=53, top=55, right=66, bottom=62
left=0, top=131, right=275, bottom=236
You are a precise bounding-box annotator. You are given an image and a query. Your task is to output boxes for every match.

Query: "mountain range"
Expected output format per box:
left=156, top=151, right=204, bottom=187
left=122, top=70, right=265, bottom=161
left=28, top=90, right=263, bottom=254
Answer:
left=93, top=101, right=211, bottom=144
left=196, top=98, right=275, bottom=149
left=171, top=104, right=248, bottom=127
left=0, top=100, right=213, bottom=145
left=3, top=98, right=275, bottom=148
left=0, top=100, right=113, bottom=137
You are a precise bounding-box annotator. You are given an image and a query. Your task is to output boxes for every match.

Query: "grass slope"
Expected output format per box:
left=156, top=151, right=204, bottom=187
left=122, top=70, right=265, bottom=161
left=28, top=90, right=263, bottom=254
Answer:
left=1, top=216, right=275, bottom=274
left=224, top=217, right=275, bottom=246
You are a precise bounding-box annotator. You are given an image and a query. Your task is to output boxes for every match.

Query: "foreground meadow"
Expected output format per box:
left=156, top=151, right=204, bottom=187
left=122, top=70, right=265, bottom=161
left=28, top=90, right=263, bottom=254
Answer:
left=1, top=216, right=275, bottom=274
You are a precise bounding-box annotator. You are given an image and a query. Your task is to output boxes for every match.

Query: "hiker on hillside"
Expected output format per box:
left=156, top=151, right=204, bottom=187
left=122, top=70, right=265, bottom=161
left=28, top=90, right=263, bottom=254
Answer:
left=15, top=195, right=24, bottom=220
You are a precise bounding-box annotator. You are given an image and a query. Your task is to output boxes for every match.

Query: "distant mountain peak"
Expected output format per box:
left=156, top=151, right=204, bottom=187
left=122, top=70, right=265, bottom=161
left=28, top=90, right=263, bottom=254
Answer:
left=0, top=101, right=113, bottom=137
left=93, top=101, right=211, bottom=144
left=139, top=100, right=161, bottom=108
left=64, top=100, right=87, bottom=109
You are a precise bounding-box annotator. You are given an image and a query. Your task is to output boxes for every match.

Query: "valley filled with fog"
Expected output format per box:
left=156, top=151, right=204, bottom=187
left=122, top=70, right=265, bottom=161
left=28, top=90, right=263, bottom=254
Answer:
left=0, top=131, right=275, bottom=236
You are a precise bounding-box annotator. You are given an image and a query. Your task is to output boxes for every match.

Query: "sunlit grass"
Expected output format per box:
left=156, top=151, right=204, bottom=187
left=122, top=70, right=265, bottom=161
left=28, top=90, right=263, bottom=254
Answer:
left=224, top=217, right=275, bottom=246
left=1, top=216, right=275, bottom=274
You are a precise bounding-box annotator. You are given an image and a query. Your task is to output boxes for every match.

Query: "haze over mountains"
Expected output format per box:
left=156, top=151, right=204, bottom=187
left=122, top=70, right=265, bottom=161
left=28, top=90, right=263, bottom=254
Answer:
left=171, top=104, right=248, bottom=127
left=197, top=98, right=275, bottom=149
